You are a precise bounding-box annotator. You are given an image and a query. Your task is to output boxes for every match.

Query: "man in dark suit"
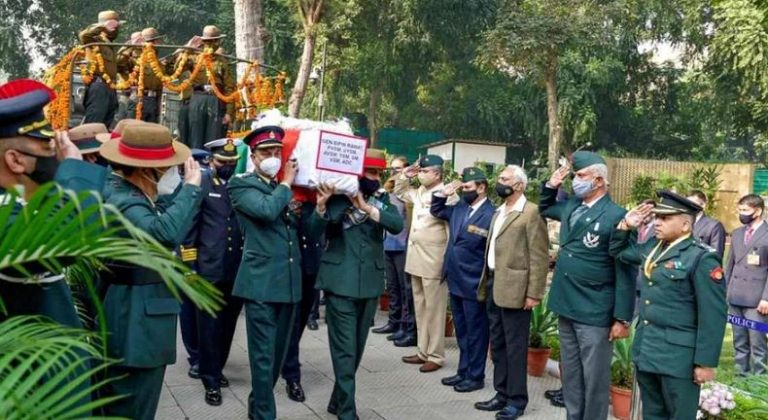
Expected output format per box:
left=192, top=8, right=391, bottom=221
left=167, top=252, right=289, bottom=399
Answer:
left=688, top=190, right=726, bottom=260
left=539, top=151, right=635, bottom=420
left=431, top=167, right=496, bottom=393
left=180, top=138, right=244, bottom=406
left=725, top=194, right=768, bottom=375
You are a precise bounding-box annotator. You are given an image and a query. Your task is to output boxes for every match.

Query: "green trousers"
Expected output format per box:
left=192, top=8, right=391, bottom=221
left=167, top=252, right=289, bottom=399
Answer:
left=100, top=365, right=166, bottom=420
left=636, top=369, right=700, bottom=420
left=326, top=294, right=378, bottom=420
left=244, top=300, right=297, bottom=420
left=187, top=92, right=226, bottom=150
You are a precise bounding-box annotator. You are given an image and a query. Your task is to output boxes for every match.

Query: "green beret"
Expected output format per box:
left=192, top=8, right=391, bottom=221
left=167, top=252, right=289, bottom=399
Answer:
left=653, top=190, right=702, bottom=216
left=571, top=151, right=606, bottom=171
left=461, top=166, right=487, bottom=182
left=419, top=154, right=443, bottom=168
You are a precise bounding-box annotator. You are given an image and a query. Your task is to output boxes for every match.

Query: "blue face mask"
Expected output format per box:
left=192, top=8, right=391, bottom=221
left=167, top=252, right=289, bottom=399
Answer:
left=572, top=178, right=594, bottom=198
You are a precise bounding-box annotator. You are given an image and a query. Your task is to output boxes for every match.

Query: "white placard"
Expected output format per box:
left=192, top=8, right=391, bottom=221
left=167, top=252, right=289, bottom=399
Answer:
left=315, top=131, right=368, bottom=176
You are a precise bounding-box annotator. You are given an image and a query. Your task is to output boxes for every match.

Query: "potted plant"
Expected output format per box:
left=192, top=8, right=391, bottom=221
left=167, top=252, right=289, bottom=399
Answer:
left=528, top=293, right=558, bottom=377
left=610, top=324, right=635, bottom=420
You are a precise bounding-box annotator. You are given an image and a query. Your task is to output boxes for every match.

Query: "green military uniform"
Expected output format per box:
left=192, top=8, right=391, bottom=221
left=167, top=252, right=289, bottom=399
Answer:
left=177, top=25, right=236, bottom=149
left=227, top=171, right=302, bottom=420
left=615, top=191, right=727, bottom=420
left=177, top=84, right=193, bottom=144
left=79, top=12, right=123, bottom=126
left=116, top=28, right=168, bottom=122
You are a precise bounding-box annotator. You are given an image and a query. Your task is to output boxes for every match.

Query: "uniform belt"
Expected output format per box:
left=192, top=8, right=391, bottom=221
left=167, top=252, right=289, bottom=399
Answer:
left=0, top=272, right=65, bottom=284
left=193, top=85, right=220, bottom=94
left=131, top=89, right=159, bottom=98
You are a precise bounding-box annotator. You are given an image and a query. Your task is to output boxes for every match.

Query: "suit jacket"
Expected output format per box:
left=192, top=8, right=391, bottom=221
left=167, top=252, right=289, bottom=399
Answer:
left=725, top=223, right=768, bottom=308
left=104, top=174, right=202, bottom=368
left=539, top=186, right=635, bottom=327
left=228, top=173, right=302, bottom=304
left=430, top=195, right=495, bottom=300
left=181, top=171, right=244, bottom=284
left=308, top=192, right=403, bottom=299
left=394, top=175, right=457, bottom=279
left=694, top=215, right=726, bottom=260
left=477, top=200, right=550, bottom=309
left=616, top=234, right=727, bottom=378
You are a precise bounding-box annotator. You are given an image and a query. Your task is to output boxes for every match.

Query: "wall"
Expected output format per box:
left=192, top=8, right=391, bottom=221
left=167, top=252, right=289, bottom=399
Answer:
left=426, top=142, right=508, bottom=173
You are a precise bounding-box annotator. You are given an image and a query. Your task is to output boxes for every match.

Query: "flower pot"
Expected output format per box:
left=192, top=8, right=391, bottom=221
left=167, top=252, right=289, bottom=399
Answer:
left=610, top=385, right=632, bottom=420
left=379, top=294, right=390, bottom=311
left=445, top=314, right=455, bottom=337
left=526, top=347, right=551, bottom=377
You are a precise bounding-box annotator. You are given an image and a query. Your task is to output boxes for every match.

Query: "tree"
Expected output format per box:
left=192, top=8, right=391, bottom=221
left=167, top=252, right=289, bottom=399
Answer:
left=287, top=0, right=327, bottom=117
left=234, top=0, right=268, bottom=74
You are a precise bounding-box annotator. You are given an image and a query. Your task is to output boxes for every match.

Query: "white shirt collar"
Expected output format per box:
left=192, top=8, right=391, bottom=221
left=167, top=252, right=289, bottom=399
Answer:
left=470, top=197, right=487, bottom=212
left=582, top=192, right=606, bottom=208
left=498, top=195, right=527, bottom=214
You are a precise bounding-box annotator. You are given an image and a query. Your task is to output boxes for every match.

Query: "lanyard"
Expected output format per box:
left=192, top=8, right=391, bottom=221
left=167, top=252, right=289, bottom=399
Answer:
left=643, top=234, right=691, bottom=278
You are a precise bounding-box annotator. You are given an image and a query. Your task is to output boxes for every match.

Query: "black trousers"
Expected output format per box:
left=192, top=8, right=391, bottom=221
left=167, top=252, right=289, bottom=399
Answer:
left=487, top=281, right=531, bottom=410
left=188, top=92, right=226, bottom=150
left=179, top=294, right=199, bottom=366
left=282, top=272, right=319, bottom=382
left=199, top=282, right=243, bottom=389
left=384, top=250, right=416, bottom=335
left=126, top=95, right=160, bottom=123
left=83, top=79, right=118, bottom=127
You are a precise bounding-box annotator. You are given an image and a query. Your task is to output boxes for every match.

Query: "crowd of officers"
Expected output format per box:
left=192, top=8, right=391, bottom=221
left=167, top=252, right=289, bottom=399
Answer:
left=0, top=13, right=765, bottom=420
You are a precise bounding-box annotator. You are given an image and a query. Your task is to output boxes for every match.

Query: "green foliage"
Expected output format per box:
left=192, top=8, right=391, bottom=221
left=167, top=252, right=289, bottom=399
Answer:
left=628, top=165, right=722, bottom=211
left=630, top=174, right=656, bottom=206
left=529, top=293, right=558, bottom=349
left=611, top=323, right=634, bottom=389
left=689, top=165, right=722, bottom=212
left=545, top=334, right=561, bottom=361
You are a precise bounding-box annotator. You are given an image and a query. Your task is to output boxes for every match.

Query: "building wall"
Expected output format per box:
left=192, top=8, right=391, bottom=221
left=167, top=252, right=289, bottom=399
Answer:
left=426, top=142, right=508, bottom=172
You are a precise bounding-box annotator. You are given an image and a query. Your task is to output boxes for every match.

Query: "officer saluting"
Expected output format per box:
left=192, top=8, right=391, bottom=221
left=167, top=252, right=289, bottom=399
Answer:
left=180, top=137, right=244, bottom=406
left=79, top=10, right=125, bottom=126
left=617, top=191, right=727, bottom=420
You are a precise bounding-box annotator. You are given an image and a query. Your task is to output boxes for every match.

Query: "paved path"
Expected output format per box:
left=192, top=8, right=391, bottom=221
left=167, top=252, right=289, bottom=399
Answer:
left=158, top=309, right=575, bottom=420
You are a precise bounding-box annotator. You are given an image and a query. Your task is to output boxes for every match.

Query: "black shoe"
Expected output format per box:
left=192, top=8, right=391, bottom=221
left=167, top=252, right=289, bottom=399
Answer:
left=188, top=364, right=200, bottom=379
left=219, top=375, right=229, bottom=388
left=372, top=323, right=397, bottom=334
left=327, top=399, right=338, bottom=415
left=544, top=388, right=562, bottom=400
left=550, top=394, right=566, bottom=408
left=496, top=405, right=524, bottom=420
left=307, top=319, right=319, bottom=330
left=475, top=395, right=507, bottom=412
left=205, top=387, right=222, bottom=406
left=441, top=374, right=464, bottom=386
left=394, top=335, right=417, bottom=347
left=286, top=381, right=305, bottom=402
left=454, top=379, right=484, bottom=393
left=387, top=330, right=406, bottom=341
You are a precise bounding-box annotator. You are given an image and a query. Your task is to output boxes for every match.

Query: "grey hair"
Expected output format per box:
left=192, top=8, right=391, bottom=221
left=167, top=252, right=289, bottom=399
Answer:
left=586, top=163, right=609, bottom=184
left=505, top=165, right=528, bottom=187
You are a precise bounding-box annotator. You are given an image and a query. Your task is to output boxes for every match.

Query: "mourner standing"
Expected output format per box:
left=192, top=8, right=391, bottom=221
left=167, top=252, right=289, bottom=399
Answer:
left=79, top=10, right=124, bottom=127
left=116, top=27, right=167, bottom=122
left=688, top=190, right=726, bottom=260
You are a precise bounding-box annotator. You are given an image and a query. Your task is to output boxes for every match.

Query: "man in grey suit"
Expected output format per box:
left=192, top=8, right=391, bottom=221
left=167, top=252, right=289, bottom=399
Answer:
left=688, top=190, right=726, bottom=260
left=725, top=194, right=768, bottom=375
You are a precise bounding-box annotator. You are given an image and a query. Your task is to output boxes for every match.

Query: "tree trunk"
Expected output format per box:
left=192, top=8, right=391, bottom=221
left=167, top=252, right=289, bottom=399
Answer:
left=368, top=87, right=381, bottom=148
left=234, top=0, right=266, bottom=76
left=288, top=31, right=316, bottom=117
left=544, top=58, right=562, bottom=171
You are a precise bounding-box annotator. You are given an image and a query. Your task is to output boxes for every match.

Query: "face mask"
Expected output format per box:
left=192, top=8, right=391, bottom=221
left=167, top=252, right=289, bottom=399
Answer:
left=216, top=164, right=236, bottom=181
left=417, top=173, right=434, bottom=187
left=359, top=178, right=380, bottom=196
left=21, top=152, right=59, bottom=185
left=106, top=30, right=119, bottom=41
left=462, top=190, right=479, bottom=205
left=739, top=212, right=757, bottom=225
left=157, top=166, right=182, bottom=196
left=495, top=182, right=513, bottom=199
left=259, top=156, right=281, bottom=178
left=572, top=178, right=595, bottom=198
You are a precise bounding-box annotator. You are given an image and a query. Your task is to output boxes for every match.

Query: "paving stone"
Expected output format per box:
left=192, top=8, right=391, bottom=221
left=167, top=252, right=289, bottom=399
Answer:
left=169, top=384, right=247, bottom=419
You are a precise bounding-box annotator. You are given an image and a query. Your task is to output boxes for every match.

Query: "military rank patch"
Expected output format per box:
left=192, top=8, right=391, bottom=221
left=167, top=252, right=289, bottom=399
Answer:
left=180, top=246, right=198, bottom=262
left=664, top=261, right=685, bottom=270
left=710, top=267, right=724, bottom=282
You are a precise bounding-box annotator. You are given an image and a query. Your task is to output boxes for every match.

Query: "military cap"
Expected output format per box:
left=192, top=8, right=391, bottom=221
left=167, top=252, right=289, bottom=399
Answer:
left=99, top=122, right=190, bottom=168
left=571, top=151, right=606, bottom=171
left=200, top=25, right=226, bottom=40
left=461, top=166, right=487, bottom=182
left=364, top=148, right=387, bottom=169
left=95, top=118, right=144, bottom=143
left=204, top=137, right=242, bottom=161
left=141, top=27, right=163, bottom=42
left=190, top=148, right=211, bottom=164
left=653, top=190, right=703, bottom=216
left=244, top=125, right=284, bottom=150
left=419, top=154, right=443, bottom=168
left=97, top=10, right=125, bottom=25
left=0, top=79, right=56, bottom=140
left=68, top=123, right=108, bottom=154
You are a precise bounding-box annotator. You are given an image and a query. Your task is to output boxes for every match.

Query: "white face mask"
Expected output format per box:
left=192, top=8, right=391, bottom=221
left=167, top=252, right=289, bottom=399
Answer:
left=157, top=166, right=181, bottom=196
left=259, top=157, right=281, bottom=178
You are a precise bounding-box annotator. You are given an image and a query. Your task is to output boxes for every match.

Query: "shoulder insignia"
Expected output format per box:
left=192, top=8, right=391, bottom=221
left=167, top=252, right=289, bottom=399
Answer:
left=710, top=266, right=724, bottom=282
left=234, top=172, right=252, bottom=179
left=694, top=240, right=716, bottom=253
left=180, top=246, right=198, bottom=262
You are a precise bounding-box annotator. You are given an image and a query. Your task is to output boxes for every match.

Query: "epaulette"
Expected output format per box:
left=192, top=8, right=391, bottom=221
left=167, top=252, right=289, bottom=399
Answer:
left=180, top=246, right=198, bottom=262
left=234, top=172, right=252, bottom=179
left=693, top=240, right=716, bottom=253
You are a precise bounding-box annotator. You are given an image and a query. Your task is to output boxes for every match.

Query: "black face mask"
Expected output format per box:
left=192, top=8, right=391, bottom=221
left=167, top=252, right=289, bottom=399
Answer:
left=739, top=213, right=757, bottom=225
left=216, top=165, right=236, bottom=181
left=462, top=190, right=479, bottom=205
left=21, top=152, right=59, bottom=185
left=359, top=178, right=381, bottom=197
left=495, top=182, right=513, bottom=199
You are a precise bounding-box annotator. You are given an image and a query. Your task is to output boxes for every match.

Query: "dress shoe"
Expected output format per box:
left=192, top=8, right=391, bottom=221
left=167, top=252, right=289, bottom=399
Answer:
left=307, top=319, right=319, bottom=331
left=454, top=379, right=484, bottom=393
left=496, top=405, right=524, bottom=420
left=550, top=394, right=566, bottom=408
left=327, top=399, right=338, bottom=415
left=372, top=323, right=397, bottom=334
left=544, top=387, right=562, bottom=400
left=204, top=387, right=222, bottom=406
left=394, top=335, right=417, bottom=347
left=441, top=374, right=464, bottom=386
left=220, top=375, right=229, bottom=388
left=475, top=395, right=507, bottom=411
left=419, top=361, right=442, bottom=373
left=387, top=330, right=406, bottom=341
left=286, top=381, right=306, bottom=402
left=188, top=364, right=200, bottom=379
left=401, top=354, right=425, bottom=364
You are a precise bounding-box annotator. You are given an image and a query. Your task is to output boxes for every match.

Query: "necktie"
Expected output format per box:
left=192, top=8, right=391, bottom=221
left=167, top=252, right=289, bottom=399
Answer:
left=745, top=226, right=754, bottom=245
left=569, top=204, right=589, bottom=229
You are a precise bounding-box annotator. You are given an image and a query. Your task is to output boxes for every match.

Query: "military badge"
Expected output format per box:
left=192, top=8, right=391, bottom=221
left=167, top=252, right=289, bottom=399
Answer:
left=664, top=261, right=674, bottom=269
left=223, top=139, right=235, bottom=152
left=583, top=232, right=600, bottom=248
left=710, top=267, right=724, bottom=282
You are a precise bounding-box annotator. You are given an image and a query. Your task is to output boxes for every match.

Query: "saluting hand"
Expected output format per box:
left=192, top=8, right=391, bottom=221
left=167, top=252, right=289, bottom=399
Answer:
left=55, top=130, right=82, bottom=161
left=442, top=180, right=462, bottom=196
left=547, top=163, right=570, bottom=188
left=183, top=157, right=201, bottom=186
left=624, top=203, right=655, bottom=229
left=403, top=163, right=420, bottom=179
left=694, top=367, right=716, bottom=385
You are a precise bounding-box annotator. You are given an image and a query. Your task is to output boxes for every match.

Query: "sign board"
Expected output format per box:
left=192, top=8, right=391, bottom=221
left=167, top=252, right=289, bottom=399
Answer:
left=315, top=130, right=368, bottom=176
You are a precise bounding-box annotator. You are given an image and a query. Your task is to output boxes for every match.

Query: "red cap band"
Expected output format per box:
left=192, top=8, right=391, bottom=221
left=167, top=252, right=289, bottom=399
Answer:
left=118, top=141, right=175, bottom=160
left=364, top=157, right=387, bottom=169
